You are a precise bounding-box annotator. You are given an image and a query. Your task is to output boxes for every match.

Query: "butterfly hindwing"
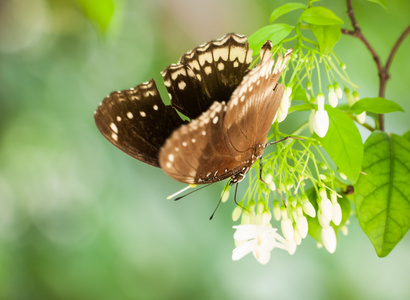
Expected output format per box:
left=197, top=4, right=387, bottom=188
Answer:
left=94, top=79, right=186, bottom=167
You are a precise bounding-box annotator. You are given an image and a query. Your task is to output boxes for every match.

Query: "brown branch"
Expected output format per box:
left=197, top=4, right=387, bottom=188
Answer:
left=385, top=25, right=410, bottom=75
left=342, top=0, right=410, bottom=132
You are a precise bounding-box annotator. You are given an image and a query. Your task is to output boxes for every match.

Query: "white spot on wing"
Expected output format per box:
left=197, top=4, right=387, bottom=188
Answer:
left=110, top=122, right=118, bottom=133
left=168, top=154, right=174, bottom=162
left=127, top=112, right=133, bottom=119
left=213, top=116, right=219, bottom=124
left=111, top=133, right=118, bottom=141
left=153, top=105, right=158, bottom=110
left=178, top=81, right=186, bottom=90
left=204, top=66, right=212, bottom=75
left=140, top=111, right=146, bottom=117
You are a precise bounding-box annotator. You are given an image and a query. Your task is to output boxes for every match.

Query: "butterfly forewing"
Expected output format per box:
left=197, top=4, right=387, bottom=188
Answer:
left=161, top=33, right=253, bottom=120
left=94, top=79, right=186, bottom=167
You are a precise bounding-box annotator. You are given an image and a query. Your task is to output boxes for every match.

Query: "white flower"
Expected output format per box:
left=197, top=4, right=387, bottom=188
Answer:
left=328, top=87, right=338, bottom=107
left=313, top=108, right=329, bottom=138
left=321, top=225, right=337, bottom=253
left=232, top=214, right=289, bottom=264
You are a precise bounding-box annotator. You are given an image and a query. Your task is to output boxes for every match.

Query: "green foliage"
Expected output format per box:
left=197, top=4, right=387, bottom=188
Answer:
left=311, top=25, right=341, bottom=55
left=318, top=106, right=363, bottom=184
left=355, top=131, right=410, bottom=257
left=350, top=97, right=405, bottom=114
left=248, top=24, right=294, bottom=53
left=368, top=0, right=388, bottom=10
left=299, top=7, right=344, bottom=25
left=76, top=0, right=115, bottom=32
left=269, top=3, right=307, bottom=23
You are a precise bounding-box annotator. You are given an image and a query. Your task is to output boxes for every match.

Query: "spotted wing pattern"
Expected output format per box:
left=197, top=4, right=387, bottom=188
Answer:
left=94, top=79, right=186, bottom=167
left=162, top=33, right=253, bottom=120
left=159, top=42, right=292, bottom=184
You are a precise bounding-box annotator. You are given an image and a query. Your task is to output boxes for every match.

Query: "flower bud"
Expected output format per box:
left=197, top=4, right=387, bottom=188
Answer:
left=316, top=93, right=325, bottom=110
left=232, top=206, right=242, bottom=221
left=332, top=202, right=342, bottom=226
left=334, top=83, right=343, bottom=99
left=328, top=86, right=338, bottom=107
left=340, top=62, right=346, bottom=70
left=320, top=197, right=333, bottom=222
left=301, top=196, right=316, bottom=218
left=322, top=226, right=337, bottom=253
left=221, top=189, right=230, bottom=203
left=277, top=88, right=291, bottom=123
left=273, top=201, right=281, bottom=221
left=264, top=173, right=276, bottom=191
left=313, top=108, right=329, bottom=138
left=296, top=215, right=308, bottom=238
left=306, top=81, right=312, bottom=90
left=294, top=229, right=302, bottom=245
left=357, top=112, right=366, bottom=124
left=288, top=239, right=297, bottom=255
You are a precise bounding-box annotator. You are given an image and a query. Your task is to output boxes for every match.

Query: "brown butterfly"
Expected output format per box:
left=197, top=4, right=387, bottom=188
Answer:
left=94, top=33, right=291, bottom=186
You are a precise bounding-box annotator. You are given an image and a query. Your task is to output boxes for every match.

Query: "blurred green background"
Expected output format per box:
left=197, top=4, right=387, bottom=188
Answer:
left=1, top=0, right=409, bottom=299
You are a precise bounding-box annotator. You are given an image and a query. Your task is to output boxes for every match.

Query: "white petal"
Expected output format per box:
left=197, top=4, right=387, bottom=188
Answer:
left=313, top=109, right=329, bottom=138
left=253, top=246, right=271, bottom=265
left=232, top=240, right=256, bottom=261
left=233, top=225, right=258, bottom=241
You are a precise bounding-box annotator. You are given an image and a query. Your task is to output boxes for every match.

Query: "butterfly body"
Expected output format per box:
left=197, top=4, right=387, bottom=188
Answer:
left=94, top=33, right=291, bottom=185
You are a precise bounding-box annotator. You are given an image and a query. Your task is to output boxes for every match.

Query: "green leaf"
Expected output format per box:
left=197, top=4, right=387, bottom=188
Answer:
left=311, top=25, right=341, bottom=55
left=317, top=106, right=363, bottom=184
left=355, top=131, right=410, bottom=257
left=368, top=0, right=388, bottom=10
left=350, top=97, right=405, bottom=114
left=248, top=24, right=294, bottom=53
left=403, top=131, right=410, bottom=142
left=270, top=3, right=307, bottom=23
left=76, top=0, right=115, bottom=32
left=299, top=7, right=343, bottom=25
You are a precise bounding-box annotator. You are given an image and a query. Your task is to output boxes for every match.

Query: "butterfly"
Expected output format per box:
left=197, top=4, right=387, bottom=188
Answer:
left=94, top=33, right=291, bottom=186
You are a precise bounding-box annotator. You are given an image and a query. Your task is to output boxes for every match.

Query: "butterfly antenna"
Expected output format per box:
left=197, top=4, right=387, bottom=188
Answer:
left=173, top=184, right=212, bottom=201
left=265, top=135, right=303, bottom=147
left=210, top=181, right=230, bottom=220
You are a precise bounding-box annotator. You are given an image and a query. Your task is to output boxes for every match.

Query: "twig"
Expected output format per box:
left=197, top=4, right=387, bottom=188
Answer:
left=342, top=0, right=410, bottom=131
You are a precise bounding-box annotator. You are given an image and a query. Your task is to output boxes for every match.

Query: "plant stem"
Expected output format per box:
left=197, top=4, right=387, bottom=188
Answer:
left=341, top=0, right=410, bottom=132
